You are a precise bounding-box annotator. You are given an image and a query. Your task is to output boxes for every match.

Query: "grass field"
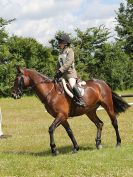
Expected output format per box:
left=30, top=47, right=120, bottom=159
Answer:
left=0, top=93, right=133, bottom=177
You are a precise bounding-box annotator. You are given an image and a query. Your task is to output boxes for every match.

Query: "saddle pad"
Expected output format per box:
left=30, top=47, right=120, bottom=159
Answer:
left=61, top=78, right=86, bottom=98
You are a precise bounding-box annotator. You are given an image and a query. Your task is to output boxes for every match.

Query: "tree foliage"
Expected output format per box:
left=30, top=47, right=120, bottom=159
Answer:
left=115, top=0, right=133, bottom=88
left=0, top=0, right=133, bottom=97
left=72, top=26, right=111, bottom=79
left=115, top=0, right=133, bottom=56
left=0, top=20, right=56, bottom=96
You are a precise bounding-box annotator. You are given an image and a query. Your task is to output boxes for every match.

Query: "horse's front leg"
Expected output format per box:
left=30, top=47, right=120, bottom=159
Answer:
left=48, top=114, right=63, bottom=155
left=62, top=120, right=79, bottom=153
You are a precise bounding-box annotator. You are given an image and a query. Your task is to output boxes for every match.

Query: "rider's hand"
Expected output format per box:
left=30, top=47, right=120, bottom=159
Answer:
left=54, top=70, right=63, bottom=80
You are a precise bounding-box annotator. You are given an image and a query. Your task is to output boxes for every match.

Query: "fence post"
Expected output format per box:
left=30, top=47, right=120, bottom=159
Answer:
left=0, top=107, right=4, bottom=137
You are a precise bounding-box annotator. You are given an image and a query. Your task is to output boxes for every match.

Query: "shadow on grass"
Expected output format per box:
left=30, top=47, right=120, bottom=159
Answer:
left=0, top=134, right=12, bottom=139
left=1, top=144, right=95, bottom=157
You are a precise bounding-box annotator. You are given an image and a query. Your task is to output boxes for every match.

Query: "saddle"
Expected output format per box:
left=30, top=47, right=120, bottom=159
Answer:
left=61, top=78, right=86, bottom=98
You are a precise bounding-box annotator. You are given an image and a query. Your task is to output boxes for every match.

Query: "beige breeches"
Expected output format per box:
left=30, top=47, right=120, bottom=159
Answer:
left=68, top=78, right=76, bottom=89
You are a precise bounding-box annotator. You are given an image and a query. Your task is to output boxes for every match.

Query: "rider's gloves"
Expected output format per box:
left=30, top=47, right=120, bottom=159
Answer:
left=54, top=70, right=63, bottom=80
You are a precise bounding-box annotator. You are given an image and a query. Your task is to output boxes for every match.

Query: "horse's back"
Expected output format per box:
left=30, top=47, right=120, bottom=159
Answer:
left=86, top=79, right=111, bottom=92
left=84, top=79, right=112, bottom=102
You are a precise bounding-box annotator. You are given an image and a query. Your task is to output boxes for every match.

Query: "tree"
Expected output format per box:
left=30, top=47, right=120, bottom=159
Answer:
left=0, top=18, right=56, bottom=97
left=72, top=26, right=111, bottom=79
left=115, top=0, right=133, bottom=56
left=0, top=18, right=12, bottom=96
left=95, top=42, right=130, bottom=89
left=8, top=36, right=56, bottom=77
left=115, top=0, right=133, bottom=88
left=0, top=18, right=11, bottom=64
left=0, top=13, right=133, bottom=97
left=49, top=26, right=132, bottom=90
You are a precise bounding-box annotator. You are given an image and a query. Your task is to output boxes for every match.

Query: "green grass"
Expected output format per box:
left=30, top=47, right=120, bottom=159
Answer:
left=0, top=95, right=133, bottom=177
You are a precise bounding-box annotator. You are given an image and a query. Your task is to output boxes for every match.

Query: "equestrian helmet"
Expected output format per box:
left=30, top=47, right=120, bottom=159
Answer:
left=56, top=34, right=71, bottom=44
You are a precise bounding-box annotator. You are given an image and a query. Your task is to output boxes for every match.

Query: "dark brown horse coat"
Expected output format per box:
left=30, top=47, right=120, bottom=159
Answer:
left=12, top=67, right=130, bottom=155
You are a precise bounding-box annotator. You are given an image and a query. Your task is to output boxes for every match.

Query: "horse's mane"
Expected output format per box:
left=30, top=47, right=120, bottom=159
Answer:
left=27, top=69, right=53, bottom=83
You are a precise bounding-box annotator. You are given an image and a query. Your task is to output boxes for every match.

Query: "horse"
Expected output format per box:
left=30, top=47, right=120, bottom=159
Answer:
left=12, top=66, right=130, bottom=155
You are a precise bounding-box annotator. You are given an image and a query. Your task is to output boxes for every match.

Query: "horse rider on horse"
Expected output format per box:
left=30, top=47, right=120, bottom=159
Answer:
left=54, top=33, right=85, bottom=107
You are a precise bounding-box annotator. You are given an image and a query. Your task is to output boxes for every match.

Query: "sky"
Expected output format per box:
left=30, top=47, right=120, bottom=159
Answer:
left=0, top=0, right=125, bottom=45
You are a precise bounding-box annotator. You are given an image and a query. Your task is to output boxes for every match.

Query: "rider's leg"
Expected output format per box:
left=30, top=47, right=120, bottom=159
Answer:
left=68, top=78, right=76, bottom=89
left=68, top=78, right=85, bottom=107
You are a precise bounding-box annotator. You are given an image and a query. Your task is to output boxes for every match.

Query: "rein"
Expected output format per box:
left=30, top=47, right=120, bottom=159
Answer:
left=45, top=84, right=55, bottom=98
left=30, top=80, right=55, bottom=99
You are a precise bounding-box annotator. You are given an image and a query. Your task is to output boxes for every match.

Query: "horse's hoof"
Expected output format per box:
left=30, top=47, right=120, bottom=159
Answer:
left=76, top=146, right=79, bottom=151
left=97, top=144, right=102, bottom=150
left=116, top=143, right=121, bottom=148
left=72, top=148, right=79, bottom=154
left=52, top=150, right=59, bottom=156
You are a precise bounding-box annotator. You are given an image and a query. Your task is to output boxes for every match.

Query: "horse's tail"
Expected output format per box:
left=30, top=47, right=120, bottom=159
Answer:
left=112, top=92, right=130, bottom=115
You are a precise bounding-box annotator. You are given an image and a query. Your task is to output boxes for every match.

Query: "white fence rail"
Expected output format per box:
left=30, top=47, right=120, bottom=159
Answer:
left=98, top=102, right=133, bottom=111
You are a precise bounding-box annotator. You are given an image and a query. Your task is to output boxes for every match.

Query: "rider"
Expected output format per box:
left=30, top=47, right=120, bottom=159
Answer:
left=54, top=33, right=85, bottom=107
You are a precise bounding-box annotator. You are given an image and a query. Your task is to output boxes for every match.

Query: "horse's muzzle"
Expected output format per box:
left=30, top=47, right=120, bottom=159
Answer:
left=11, top=91, right=22, bottom=99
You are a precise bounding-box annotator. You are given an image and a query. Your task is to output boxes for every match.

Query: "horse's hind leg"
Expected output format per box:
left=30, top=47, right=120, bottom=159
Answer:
left=102, top=102, right=121, bottom=147
left=62, top=120, right=79, bottom=153
left=86, top=110, right=104, bottom=149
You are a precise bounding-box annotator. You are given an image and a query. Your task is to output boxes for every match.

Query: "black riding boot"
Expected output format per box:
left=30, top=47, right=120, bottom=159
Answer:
left=72, top=86, right=85, bottom=107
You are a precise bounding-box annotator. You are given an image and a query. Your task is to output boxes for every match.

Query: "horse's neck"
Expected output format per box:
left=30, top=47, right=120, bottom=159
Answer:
left=29, top=72, right=43, bottom=85
left=29, top=73, right=53, bottom=101
left=35, top=83, right=54, bottom=106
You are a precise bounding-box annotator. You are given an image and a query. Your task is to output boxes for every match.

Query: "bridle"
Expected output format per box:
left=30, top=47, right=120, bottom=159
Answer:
left=14, top=73, right=55, bottom=99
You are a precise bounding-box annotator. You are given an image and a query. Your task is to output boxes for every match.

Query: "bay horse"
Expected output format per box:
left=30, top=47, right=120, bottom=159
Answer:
left=12, top=67, right=129, bottom=155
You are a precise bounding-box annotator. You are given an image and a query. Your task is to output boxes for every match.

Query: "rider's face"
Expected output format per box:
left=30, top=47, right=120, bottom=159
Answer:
left=58, top=41, right=65, bottom=49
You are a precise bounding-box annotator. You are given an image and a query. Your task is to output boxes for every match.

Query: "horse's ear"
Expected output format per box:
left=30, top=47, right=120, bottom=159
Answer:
left=16, top=66, right=24, bottom=74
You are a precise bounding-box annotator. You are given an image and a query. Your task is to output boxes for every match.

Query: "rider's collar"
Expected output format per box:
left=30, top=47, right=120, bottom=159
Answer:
left=61, top=46, right=69, bottom=53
